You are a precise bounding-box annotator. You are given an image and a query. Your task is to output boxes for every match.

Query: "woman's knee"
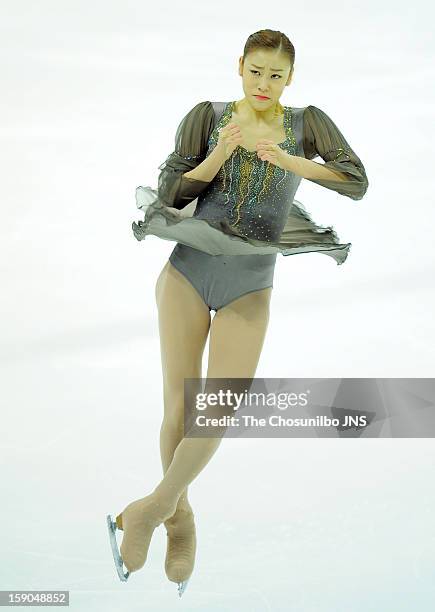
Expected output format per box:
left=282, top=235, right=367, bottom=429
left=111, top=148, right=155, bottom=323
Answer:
left=161, top=408, right=184, bottom=436
left=163, top=385, right=184, bottom=415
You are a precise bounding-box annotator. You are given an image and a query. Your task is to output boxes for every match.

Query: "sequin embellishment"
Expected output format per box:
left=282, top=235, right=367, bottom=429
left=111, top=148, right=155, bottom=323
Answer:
left=204, top=101, right=298, bottom=236
left=323, top=147, right=352, bottom=162
left=175, top=153, right=203, bottom=160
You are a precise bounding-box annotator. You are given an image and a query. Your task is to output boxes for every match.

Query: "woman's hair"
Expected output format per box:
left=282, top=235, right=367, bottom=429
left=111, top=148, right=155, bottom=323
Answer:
left=242, top=29, right=295, bottom=115
left=242, top=29, right=295, bottom=68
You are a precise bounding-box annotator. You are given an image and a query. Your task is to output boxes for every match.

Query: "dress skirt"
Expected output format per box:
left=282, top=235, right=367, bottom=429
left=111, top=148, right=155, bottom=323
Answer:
left=132, top=185, right=351, bottom=265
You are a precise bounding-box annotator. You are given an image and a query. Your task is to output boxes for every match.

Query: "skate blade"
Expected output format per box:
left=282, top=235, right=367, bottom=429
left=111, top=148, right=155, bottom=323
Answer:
left=106, top=514, right=130, bottom=582
left=178, top=578, right=190, bottom=597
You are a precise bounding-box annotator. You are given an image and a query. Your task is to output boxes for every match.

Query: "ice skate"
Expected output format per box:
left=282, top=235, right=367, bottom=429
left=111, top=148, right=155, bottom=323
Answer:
left=108, top=494, right=177, bottom=579
left=164, top=507, right=197, bottom=596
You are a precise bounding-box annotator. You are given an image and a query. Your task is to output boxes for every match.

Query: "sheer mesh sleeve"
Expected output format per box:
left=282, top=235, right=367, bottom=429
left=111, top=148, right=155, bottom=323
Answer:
left=302, top=105, right=368, bottom=201
left=157, top=100, right=215, bottom=210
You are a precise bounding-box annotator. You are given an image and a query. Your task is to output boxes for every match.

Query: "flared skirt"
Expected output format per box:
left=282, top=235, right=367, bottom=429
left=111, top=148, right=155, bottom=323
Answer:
left=131, top=185, right=351, bottom=265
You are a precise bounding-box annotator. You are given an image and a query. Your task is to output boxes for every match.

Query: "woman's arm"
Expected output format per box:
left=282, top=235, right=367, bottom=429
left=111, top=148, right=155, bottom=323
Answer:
left=183, top=145, right=226, bottom=182
left=282, top=105, right=369, bottom=201
left=281, top=153, right=350, bottom=182
left=157, top=101, right=217, bottom=209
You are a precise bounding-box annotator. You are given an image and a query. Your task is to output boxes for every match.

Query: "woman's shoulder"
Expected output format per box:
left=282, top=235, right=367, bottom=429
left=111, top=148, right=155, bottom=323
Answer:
left=284, top=103, right=318, bottom=113
left=182, top=100, right=225, bottom=126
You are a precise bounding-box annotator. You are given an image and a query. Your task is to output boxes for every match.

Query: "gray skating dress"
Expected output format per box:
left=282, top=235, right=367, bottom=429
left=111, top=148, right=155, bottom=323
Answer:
left=132, top=101, right=368, bottom=311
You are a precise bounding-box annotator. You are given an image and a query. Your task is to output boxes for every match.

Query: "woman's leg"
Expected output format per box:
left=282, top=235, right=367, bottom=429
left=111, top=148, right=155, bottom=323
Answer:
left=119, top=260, right=211, bottom=573
left=120, top=278, right=272, bottom=572
left=157, top=287, right=272, bottom=584
left=156, top=261, right=211, bottom=511
left=155, top=260, right=211, bottom=583
left=152, top=285, right=272, bottom=502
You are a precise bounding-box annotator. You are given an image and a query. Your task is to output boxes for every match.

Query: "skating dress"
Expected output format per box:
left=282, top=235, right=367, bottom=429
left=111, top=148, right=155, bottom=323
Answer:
left=132, top=101, right=368, bottom=311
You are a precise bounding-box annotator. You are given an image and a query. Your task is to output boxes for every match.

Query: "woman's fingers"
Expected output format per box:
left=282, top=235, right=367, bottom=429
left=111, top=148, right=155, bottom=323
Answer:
left=225, top=125, right=241, bottom=137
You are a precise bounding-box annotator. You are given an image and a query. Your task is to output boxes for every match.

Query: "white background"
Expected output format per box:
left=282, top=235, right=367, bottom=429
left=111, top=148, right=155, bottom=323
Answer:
left=1, top=0, right=435, bottom=610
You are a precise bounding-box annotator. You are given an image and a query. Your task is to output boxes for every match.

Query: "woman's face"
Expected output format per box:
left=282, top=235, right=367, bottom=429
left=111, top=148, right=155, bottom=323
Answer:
left=238, top=49, right=293, bottom=108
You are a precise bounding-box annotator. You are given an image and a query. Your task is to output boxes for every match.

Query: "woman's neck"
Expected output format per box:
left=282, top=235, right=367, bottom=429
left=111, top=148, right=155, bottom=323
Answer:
left=234, top=97, right=283, bottom=126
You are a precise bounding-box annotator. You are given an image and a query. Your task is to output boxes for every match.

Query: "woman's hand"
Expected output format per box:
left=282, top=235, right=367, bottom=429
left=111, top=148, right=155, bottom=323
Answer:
left=216, top=122, right=243, bottom=160
left=256, top=139, right=290, bottom=170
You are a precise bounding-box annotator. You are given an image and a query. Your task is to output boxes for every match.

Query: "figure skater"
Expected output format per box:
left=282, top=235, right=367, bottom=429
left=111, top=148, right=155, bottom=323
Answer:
left=107, top=28, right=369, bottom=596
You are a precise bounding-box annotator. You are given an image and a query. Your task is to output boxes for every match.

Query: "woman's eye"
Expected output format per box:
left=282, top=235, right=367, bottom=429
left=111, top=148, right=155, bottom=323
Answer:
left=250, top=69, right=281, bottom=79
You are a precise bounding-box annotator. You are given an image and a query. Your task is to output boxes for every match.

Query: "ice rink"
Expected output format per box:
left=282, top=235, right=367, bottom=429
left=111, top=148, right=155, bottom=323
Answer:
left=2, top=0, right=435, bottom=609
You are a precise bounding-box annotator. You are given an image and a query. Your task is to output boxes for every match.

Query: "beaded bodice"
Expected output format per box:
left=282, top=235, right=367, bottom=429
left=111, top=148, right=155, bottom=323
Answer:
left=192, top=101, right=302, bottom=242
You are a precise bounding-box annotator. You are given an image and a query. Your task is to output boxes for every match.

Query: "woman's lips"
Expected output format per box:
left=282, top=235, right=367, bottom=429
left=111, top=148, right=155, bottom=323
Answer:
left=254, top=95, right=269, bottom=100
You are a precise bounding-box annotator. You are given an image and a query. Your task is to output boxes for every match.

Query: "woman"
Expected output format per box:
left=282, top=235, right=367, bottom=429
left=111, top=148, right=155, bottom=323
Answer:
left=107, top=29, right=369, bottom=596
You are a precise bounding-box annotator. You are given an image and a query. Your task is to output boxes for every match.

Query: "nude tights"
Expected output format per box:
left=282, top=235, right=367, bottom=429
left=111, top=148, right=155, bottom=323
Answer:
left=155, top=260, right=271, bottom=505
left=119, top=260, right=272, bottom=574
